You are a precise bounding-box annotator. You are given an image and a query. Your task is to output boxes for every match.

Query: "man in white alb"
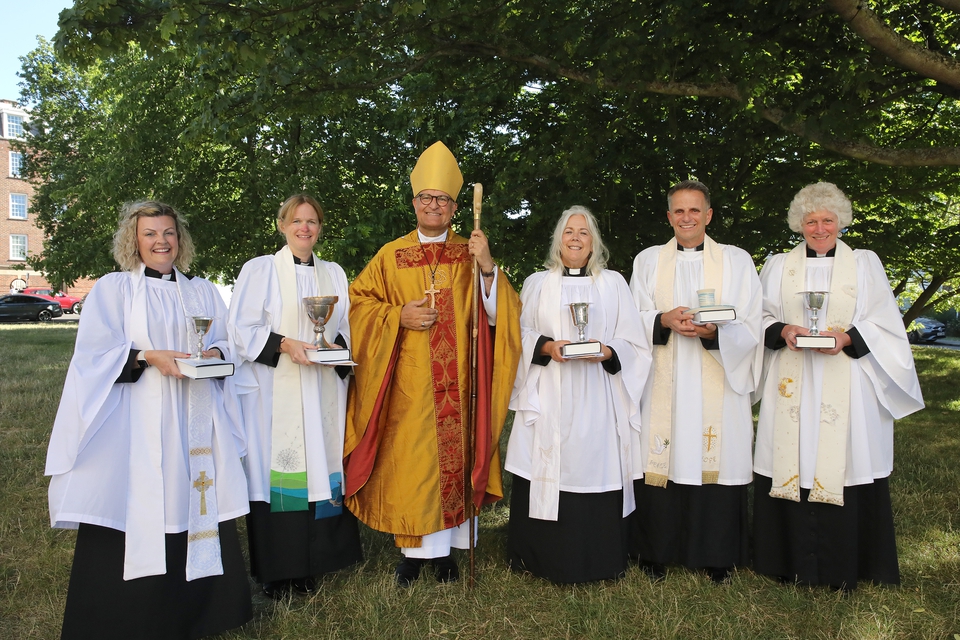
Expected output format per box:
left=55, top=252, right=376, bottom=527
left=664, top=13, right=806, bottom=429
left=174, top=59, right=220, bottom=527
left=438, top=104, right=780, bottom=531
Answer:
left=628, top=180, right=762, bottom=583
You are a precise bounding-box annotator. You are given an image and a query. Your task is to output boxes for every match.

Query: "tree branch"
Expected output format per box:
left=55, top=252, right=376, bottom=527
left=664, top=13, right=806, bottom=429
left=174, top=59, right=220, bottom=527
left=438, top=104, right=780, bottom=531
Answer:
left=930, top=0, right=960, bottom=13
left=827, top=0, right=960, bottom=89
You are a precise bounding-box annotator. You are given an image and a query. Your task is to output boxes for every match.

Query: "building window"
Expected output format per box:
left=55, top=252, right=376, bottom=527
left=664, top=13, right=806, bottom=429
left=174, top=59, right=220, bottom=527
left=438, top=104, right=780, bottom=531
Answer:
left=9, top=151, right=22, bottom=177
left=5, top=114, right=25, bottom=139
left=9, top=234, right=27, bottom=261
left=10, top=194, right=28, bottom=219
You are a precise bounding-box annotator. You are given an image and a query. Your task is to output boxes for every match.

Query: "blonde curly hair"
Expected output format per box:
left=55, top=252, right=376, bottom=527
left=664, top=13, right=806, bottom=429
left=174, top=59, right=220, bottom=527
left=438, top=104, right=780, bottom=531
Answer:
left=112, top=201, right=196, bottom=272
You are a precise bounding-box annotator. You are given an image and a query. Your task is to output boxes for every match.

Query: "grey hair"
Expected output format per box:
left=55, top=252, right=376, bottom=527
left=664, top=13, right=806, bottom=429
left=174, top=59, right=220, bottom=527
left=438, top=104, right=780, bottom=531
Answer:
left=544, top=205, right=609, bottom=274
left=787, top=182, right=853, bottom=232
left=112, top=200, right=195, bottom=272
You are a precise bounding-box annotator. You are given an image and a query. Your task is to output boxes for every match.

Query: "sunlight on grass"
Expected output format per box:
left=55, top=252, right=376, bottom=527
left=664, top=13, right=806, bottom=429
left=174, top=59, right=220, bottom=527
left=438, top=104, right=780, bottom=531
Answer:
left=2, top=327, right=959, bottom=640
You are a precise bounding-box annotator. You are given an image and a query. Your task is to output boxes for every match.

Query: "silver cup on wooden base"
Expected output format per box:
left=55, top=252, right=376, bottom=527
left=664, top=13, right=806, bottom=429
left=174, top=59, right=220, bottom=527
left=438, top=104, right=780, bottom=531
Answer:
left=796, top=291, right=836, bottom=349
left=561, top=302, right=602, bottom=358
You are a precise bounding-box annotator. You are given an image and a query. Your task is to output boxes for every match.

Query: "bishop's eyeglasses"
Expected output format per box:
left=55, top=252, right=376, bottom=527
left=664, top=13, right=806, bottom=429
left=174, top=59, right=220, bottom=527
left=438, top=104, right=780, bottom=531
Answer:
left=416, top=193, right=455, bottom=207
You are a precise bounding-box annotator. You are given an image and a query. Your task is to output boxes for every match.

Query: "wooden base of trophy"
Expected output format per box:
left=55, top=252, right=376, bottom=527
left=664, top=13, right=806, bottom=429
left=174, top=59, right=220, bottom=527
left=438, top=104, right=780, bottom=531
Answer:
left=795, top=335, right=836, bottom=349
left=562, top=341, right=603, bottom=358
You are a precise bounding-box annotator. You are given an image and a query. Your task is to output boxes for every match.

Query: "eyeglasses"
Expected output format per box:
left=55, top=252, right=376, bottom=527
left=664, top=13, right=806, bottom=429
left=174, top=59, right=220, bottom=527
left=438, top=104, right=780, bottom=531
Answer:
left=416, top=193, right=454, bottom=207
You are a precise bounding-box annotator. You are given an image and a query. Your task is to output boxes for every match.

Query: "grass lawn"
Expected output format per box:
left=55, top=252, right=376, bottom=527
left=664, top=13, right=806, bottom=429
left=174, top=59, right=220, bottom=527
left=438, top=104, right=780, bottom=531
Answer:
left=1, top=323, right=958, bottom=639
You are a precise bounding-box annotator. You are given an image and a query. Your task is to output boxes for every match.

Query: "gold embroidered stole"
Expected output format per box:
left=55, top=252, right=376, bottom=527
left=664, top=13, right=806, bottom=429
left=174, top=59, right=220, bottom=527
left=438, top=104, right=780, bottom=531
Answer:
left=770, top=240, right=856, bottom=506
left=646, top=237, right=726, bottom=487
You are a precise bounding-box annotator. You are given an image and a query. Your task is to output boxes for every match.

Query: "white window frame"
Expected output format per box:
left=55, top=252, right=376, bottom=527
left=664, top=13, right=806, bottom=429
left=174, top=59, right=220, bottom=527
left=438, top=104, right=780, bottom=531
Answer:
left=5, top=114, right=25, bottom=139
left=9, top=151, right=22, bottom=177
left=9, top=193, right=28, bottom=219
left=9, top=234, right=27, bottom=261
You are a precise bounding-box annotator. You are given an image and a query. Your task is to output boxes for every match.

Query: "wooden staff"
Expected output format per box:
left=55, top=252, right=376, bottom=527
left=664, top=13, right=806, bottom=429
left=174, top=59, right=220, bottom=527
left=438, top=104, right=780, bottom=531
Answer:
left=467, top=182, right=482, bottom=588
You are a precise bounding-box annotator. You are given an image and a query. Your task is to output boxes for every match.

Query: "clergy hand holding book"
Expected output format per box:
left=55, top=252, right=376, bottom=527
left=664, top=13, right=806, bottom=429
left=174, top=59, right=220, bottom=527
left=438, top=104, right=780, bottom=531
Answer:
left=541, top=338, right=613, bottom=363
left=780, top=323, right=852, bottom=355
left=137, top=349, right=194, bottom=378
left=661, top=306, right=719, bottom=342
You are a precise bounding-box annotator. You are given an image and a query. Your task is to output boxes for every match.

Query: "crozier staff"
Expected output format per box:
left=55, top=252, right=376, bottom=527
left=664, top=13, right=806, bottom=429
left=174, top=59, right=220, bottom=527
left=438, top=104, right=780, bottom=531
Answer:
left=46, top=201, right=251, bottom=639
left=505, top=206, right=650, bottom=583
left=753, top=182, right=924, bottom=590
left=344, top=141, right=521, bottom=587
left=227, top=194, right=362, bottom=599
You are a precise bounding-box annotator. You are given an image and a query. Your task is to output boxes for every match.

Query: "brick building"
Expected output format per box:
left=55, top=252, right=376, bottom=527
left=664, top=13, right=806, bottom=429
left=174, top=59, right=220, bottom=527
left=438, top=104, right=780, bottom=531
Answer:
left=1, top=99, right=94, bottom=297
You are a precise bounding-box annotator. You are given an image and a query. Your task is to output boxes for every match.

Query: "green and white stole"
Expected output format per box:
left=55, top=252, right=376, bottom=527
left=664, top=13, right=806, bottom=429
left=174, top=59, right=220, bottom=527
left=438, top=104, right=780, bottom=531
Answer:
left=270, top=246, right=341, bottom=512
left=645, top=237, right=725, bottom=487
left=769, top=240, right=857, bottom=506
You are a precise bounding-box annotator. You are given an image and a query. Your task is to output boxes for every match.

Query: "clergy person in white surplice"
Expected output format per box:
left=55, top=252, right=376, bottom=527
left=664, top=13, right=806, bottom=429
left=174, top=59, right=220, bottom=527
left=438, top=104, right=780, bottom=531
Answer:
left=506, top=206, right=650, bottom=583
left=753, top=182, right=923, bottom=590
left=227, top=194, right=362, bottom=599
left=628, top=180, right=762, bottom=584
left=45, top=201, right=252, bottom=640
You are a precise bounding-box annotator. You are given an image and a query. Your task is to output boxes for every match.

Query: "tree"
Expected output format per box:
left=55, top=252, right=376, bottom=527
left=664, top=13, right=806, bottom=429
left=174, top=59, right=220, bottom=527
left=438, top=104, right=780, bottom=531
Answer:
left=16, top=0, right=960, bottom=315
left=52, top=0, right=960, bottom=165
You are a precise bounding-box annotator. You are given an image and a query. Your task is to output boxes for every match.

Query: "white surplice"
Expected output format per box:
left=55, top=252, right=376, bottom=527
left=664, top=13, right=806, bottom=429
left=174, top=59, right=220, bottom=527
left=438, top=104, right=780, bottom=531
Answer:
left=227, top=255, right=350, bottom=504
left=629, top=241, right=762, bottom=486
left=506, top=269, right=651, bottom=519
left=754, top=249, right=924, bottom=488
left=45, top=269, right=249, bottom=576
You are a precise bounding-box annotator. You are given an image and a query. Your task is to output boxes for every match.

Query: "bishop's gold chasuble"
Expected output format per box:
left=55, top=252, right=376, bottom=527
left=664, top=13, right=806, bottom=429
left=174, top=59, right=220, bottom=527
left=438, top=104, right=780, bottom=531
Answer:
left=344, top=230, right=521, bottom=546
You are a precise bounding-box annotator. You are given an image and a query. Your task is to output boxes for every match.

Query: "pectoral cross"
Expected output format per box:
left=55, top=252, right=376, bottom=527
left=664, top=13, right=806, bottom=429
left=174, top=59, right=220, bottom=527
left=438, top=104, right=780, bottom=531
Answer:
left=193, top=470, right=213, bottom=515
left=703, top=426, right=717, bottom=452
left=425, top=280, right=440, bottom=309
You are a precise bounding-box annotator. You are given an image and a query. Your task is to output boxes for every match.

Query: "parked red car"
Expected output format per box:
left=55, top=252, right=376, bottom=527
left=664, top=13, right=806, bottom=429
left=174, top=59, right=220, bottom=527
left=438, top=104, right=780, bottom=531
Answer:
left=20, top=287, right=84, bottom=314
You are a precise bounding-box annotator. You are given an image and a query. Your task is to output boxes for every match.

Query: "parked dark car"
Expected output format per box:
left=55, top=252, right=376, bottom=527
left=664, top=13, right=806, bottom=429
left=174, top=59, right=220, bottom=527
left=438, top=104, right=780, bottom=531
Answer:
left=908, top=317, right=947, bottom=344
left=21, top=287, right=84, bottom=314
left=0, top=294, right=64, bottom=322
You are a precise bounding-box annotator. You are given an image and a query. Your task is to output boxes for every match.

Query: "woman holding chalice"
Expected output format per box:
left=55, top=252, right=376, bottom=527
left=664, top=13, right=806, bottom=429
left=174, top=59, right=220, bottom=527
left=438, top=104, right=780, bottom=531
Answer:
left=228, top=194, right=362, bottom=598
left=504, top=206, right=651, bottom=583
left=46, top=201, right=251, bottom=639
left=752, top=182, right=923, bottom=590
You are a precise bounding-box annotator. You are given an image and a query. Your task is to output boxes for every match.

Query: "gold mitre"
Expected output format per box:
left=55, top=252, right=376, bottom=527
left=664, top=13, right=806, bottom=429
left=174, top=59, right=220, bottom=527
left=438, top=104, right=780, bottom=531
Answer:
left=410, top=141, right=463, bottom=199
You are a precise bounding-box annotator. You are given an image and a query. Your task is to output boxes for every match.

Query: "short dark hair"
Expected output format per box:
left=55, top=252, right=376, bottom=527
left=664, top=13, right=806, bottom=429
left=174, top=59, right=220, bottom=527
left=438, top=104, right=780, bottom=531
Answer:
left=667, top=180, right=711, bottom=209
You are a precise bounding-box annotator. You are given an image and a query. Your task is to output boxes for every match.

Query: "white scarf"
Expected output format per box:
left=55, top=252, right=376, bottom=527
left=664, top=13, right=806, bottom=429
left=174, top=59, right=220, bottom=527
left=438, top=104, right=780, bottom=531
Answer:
left=770, top=240, right=857, bottom=506
left=270, top=246, right=341, bottom=511
left=646, top=237, right=726, bottom=486
left=123, top=264, right=222, bottom=581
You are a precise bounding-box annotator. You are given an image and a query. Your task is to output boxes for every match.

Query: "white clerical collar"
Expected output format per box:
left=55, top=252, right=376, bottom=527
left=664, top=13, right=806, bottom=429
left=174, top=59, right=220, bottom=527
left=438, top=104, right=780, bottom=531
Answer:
left=418, top=228, right=448, bottom=243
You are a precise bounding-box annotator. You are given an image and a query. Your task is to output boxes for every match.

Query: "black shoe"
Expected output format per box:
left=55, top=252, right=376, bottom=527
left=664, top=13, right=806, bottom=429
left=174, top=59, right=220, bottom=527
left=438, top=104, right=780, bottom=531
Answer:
left=395, top=557, right=426, bottom=587
left=262, top=580, right=292, bottom=600
left=432, top=555, right=460, bottom=583
left=639, top=562, right=666, bottom=583
left=706, top=566, right=732, bottom=585
left=291, top=576, right=318, bottom=595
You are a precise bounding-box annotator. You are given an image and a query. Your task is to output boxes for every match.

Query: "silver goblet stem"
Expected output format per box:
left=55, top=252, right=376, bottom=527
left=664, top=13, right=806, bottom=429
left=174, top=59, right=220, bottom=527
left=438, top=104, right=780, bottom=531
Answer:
left=801, top=291, right=827, bottom=336
left=302, top=296, right=338, bottom=349
left=190, top=316, right=213, bottom=360
left=569, top=302, right=590, bottom=343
